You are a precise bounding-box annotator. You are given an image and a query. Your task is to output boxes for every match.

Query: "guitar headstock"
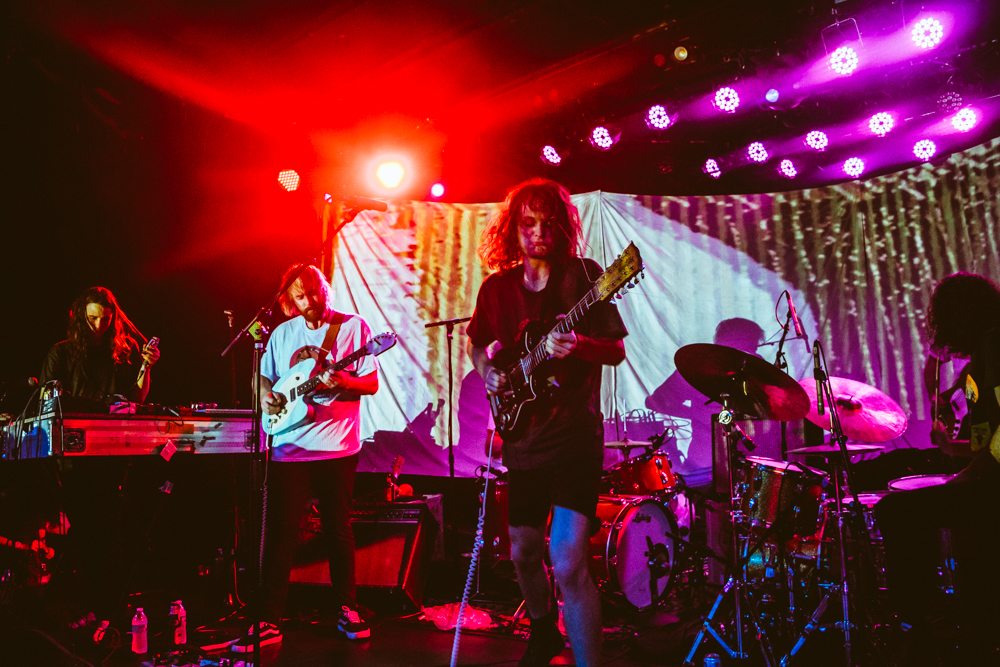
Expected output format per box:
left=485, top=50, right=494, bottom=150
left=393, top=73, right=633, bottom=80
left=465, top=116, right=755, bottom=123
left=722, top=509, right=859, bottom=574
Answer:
left=594, top=242, right=644, bottom=303
left=365, top=332, right=398, bottom=356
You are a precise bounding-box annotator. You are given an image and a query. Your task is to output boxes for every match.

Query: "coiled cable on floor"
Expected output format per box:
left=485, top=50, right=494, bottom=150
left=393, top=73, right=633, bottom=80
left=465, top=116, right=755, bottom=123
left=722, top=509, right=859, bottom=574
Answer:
left=450, top=432, right=496, bottom=667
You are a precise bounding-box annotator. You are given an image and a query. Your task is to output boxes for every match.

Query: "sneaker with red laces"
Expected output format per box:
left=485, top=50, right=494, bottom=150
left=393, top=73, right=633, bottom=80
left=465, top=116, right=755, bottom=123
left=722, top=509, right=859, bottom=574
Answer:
left=230, top=622, right=282, bottom=652
left=336, top=605, right=370, bottom=640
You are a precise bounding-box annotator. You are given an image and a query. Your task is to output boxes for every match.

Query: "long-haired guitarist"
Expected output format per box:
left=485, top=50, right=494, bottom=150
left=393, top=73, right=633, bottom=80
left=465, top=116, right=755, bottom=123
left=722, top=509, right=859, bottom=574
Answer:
left=242, top=264, right=378, bottom=650
left=467, top=179, right=627, bottom=667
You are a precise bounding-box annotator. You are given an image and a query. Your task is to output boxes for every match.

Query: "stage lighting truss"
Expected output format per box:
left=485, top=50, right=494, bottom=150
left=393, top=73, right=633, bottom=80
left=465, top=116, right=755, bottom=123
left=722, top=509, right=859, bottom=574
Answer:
left=779, top=159, right=797, bottom=178
left=829, top=46, right=859, bottom=76
left=541, top=145, right=563, bottom=165
left=703, top=159, right=722, bottom=179
left=277, top=169, right=300, bottom=192
left=590, top=126, right=618, bottom=150
left=869, top=112, right=894, bottom=137
left=912, top=18, right=944, bottom=49
left=843, top=157, right=865, bottom=178
left=714, top=87, right=740, bottom=113
left=747, top=142, right=769, bottom=163
left=913, top=140, right=937, bottom=161
left=952, top=108, right=977, bottom=132
left=646, top=105, right=672, bottom=130
left=805, top=131, right=829, bottom=151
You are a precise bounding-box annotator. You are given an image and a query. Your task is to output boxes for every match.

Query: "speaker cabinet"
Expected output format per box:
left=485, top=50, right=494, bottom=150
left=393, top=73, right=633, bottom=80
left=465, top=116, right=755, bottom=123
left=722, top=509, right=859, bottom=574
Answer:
left=291, top=502, right=434, bottom=610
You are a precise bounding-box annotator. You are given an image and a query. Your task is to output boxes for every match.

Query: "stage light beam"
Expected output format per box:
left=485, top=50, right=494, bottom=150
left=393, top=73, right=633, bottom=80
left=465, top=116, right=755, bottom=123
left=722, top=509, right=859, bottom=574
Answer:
left=430, top=183, right=445, bottom=198
left=912, top=18, right=944, bottom=49
left=714, top=87, right=740, bottom=113
left=869, top=112, right=895, bottom=137
left=703, top=159, right=721, bottom=179
left=376, top=161, right=405, bottom=189
left=591, top=126, right=615, bottom=150
left=952, top=108, right=977, bottom=132
left=913, top=140, right=937, bottom=161
left=779, top=159, right=797, bottom=178
left=646, top=105, right=671, bottom=130
left=278, top=170, right=300, bottom=192
left=747, top=142, right=768, bottom=163
left=844, top=157, right=865, bottom=178
left=541, top=145, right=562, bottom=165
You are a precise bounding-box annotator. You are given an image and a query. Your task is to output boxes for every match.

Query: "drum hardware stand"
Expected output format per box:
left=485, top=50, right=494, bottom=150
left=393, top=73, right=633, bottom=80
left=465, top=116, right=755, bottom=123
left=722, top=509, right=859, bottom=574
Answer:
left=683, top=394, right=776, bottom=667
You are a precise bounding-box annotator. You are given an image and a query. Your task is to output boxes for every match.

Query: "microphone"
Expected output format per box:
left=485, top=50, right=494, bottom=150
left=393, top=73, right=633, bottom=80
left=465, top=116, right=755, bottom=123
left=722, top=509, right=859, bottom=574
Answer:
left=140, top=337, right=160, bottom=375
left=324, top=194, right=388, bottom=212
left=813, top=340, right=824, bottom=416
left=786, top=294, right=804, bottom=338
left=27, top=377, right=38, bottom=387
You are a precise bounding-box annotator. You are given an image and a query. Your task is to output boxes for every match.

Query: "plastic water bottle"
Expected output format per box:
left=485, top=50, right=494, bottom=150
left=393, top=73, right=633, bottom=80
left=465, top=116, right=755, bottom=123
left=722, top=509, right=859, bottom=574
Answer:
left=131, top=607, right=148, bottom=654
left=171, top=600, right=187, bottom=645
left=703, top=653, right=722, bottom=667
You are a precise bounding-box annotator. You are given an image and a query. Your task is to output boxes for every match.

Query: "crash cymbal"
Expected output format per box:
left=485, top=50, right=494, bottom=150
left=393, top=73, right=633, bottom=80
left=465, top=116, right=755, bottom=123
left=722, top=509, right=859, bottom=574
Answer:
left=798, top=377, right=907, bottom=443
left=787, top=443, right=885, bottom=456
left=674, top=344, right=809, bottom=421
left=605, top=438, right=654, bottom=449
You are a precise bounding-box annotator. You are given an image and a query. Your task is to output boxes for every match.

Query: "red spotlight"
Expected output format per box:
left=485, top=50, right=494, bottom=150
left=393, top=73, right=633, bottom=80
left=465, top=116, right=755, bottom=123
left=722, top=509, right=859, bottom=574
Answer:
left=277, top=169, right=300, bottom=192
left=376, top=161, right=405, bottom=189
left=430, top=183, right=445, bottom=198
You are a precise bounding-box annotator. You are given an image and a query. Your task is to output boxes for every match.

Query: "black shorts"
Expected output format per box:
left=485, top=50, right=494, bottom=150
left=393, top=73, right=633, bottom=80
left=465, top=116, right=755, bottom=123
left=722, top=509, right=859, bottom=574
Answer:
left=507, top=454, right=604, bottom=528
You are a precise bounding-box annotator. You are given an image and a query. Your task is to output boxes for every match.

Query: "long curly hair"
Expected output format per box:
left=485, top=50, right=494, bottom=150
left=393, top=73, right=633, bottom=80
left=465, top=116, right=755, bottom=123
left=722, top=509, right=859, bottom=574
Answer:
left=66, top=287, right=143, bottom=365
left=478, top=178, right=584, bottom=272
left=926, top=272, right=1000, bottom=356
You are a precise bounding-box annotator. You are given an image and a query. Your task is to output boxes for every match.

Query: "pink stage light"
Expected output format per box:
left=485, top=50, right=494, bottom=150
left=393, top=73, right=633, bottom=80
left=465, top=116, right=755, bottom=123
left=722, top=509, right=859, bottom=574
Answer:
left=937, top=91, right=962, bottom=114
left=430, top=183, right=445, bottom=197
left=647, top=105, right=671, bottom=129
left=913, top=140, right=937, bottom=161
left=829, top=46, right=859, bottom=76
left=747, top=142, right=768, bottom=163
left=843, top=157, right=865, bottom=178
left=779, top=159, right=797, bottom=178
left=805, top=131, right=829, bottom=151
left=714, top=87, right=740, bottom=113
left=591, top=126, right=614, bottom=150
left=952, top=108, right=977, bottom=132
left=912, top=18, right=944, bottom=49
left=277, top=170, right=300, bottom=192
left=541, top=145, right=562, bottom=165
left=869, top=112, right=894, bottom=137
left=704, top=159, right=721, bottom=179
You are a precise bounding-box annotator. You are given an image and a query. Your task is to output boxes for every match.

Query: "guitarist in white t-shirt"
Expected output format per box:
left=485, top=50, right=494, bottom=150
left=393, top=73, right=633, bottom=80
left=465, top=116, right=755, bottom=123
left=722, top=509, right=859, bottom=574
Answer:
left=231, top=264, right=378, bottom=651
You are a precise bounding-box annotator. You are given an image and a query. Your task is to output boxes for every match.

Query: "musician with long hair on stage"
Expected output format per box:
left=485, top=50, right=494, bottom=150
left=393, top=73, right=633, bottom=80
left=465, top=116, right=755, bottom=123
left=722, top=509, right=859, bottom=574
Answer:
left=467, top=179, right=627, bottom=667
left=875, top=272, right=1000, bottom=660
left=40, top=286, right=159, bottom=404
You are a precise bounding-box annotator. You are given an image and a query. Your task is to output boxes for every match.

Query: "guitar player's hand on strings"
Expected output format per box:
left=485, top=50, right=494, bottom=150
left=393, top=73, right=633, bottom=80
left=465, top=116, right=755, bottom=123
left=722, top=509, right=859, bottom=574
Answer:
left=320, top=369, right=351, bottom=391
left=545, top=315, right=578, bottom=359
left=262, top=391, right=287, bottom=415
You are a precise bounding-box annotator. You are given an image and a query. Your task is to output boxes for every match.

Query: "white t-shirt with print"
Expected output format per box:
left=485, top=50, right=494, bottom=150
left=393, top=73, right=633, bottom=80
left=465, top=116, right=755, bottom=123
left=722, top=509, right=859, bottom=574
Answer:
left=260, top=312, right=377, bottom=461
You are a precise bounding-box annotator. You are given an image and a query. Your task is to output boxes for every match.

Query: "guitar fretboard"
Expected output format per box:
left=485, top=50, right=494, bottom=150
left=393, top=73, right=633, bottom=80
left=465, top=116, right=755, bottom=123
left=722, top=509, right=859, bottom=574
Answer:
left=289, top=347, right=367, bottom=401
left=519, top=284, right=600, bottom=378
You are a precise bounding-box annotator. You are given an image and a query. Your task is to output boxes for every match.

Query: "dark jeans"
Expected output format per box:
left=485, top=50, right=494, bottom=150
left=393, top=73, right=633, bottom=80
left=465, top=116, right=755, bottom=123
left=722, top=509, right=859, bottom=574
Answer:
left=260, top=454, right=358, bottom=624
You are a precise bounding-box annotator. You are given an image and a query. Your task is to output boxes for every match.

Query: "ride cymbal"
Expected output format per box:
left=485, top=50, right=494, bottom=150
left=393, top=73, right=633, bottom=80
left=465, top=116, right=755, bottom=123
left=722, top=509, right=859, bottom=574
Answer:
left=797, top=376, right=906, bottom=443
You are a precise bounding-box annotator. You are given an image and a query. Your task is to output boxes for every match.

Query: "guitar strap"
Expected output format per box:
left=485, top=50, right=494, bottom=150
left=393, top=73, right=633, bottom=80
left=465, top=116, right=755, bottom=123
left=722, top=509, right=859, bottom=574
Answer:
left=320, top=311, right=345, bottom=362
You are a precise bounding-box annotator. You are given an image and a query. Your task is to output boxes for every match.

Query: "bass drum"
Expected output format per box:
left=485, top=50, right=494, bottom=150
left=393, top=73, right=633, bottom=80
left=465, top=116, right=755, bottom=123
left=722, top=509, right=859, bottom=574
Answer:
left=589, top=496, right=677, bottom=611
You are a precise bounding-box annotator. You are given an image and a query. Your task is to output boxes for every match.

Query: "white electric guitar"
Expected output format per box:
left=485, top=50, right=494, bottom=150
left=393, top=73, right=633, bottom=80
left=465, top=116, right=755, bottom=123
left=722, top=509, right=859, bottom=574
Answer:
left=263, top=332, right=397, bottom=436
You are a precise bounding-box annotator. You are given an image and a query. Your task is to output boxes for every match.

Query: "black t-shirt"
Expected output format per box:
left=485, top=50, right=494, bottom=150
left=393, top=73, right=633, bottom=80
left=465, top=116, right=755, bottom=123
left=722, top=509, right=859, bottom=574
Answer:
left=467, top=257, right=627, bottom=470
left=40, top=340, right=140, bottom=402
left=961, top=326, right=1000, bottom=478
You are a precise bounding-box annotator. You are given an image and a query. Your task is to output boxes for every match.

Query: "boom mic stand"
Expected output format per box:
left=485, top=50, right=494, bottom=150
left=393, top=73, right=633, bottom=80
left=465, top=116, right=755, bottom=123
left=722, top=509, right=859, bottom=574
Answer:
left=220, top=205, right=362, bottom=663
left=424, top=316, right=471, bottom=479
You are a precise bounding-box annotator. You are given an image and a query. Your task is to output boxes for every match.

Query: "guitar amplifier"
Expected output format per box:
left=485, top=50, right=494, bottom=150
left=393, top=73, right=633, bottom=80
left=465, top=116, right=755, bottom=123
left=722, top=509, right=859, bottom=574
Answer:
left=290, top=499, right=437, bottom=610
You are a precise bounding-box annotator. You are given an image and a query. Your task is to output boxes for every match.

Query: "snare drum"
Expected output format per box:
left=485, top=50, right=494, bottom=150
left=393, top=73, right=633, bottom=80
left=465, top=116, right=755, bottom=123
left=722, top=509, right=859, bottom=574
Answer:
left=740, top=457, right=826, bottom=531
left=605, top=452, right=677, bottom=496
left=589, top=496, right=678, bottom=610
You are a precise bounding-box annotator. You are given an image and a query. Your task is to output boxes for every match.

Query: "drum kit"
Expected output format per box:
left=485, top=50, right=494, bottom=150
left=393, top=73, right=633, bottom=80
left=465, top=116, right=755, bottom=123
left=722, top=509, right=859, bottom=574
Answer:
left=672, top=342, right=918, bottom=667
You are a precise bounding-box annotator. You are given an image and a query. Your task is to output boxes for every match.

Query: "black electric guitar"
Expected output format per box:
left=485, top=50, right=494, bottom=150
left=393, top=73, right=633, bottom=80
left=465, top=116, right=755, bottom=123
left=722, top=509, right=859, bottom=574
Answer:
left=488, top=242, right=644, bottom=438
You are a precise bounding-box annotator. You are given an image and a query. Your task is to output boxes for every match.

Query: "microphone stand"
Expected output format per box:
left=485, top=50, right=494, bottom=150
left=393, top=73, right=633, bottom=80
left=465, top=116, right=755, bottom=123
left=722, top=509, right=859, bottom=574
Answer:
left=424, top=316, right=471, bottom=479
left=219, top=204, right=362, bottom=662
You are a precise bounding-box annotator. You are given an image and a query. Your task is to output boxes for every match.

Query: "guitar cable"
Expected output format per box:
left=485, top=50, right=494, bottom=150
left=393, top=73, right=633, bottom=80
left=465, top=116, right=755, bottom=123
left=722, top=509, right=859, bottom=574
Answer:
left=450, top=432, right=496, bottom=667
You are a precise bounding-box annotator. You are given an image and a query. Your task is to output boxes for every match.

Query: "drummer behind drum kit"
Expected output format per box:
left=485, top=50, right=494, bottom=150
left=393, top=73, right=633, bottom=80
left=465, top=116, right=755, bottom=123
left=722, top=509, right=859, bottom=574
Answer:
left=673, top=342, right=922, bottom=667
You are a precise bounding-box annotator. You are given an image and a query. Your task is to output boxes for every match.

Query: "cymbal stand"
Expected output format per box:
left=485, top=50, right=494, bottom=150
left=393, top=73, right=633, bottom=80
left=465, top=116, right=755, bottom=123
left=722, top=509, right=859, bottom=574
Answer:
left=683, top=394, right=775, bottom=667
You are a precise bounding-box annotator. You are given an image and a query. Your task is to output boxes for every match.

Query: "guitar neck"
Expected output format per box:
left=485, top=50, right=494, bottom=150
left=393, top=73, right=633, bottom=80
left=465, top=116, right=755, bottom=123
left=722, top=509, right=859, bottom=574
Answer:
left=522, top=285, right=599, bottom=377
left=294, top=348, right=367, bottom=398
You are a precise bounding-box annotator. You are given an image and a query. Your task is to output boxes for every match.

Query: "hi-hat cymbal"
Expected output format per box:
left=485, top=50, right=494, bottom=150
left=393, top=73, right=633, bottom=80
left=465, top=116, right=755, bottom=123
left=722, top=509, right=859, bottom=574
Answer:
left=798, top=377, right=906, bottom=443
left=787, top=443, right=885, bottom=456
left=674, top=344, right=810, bottom=421
left=605, top=439, right=654, bottom=449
